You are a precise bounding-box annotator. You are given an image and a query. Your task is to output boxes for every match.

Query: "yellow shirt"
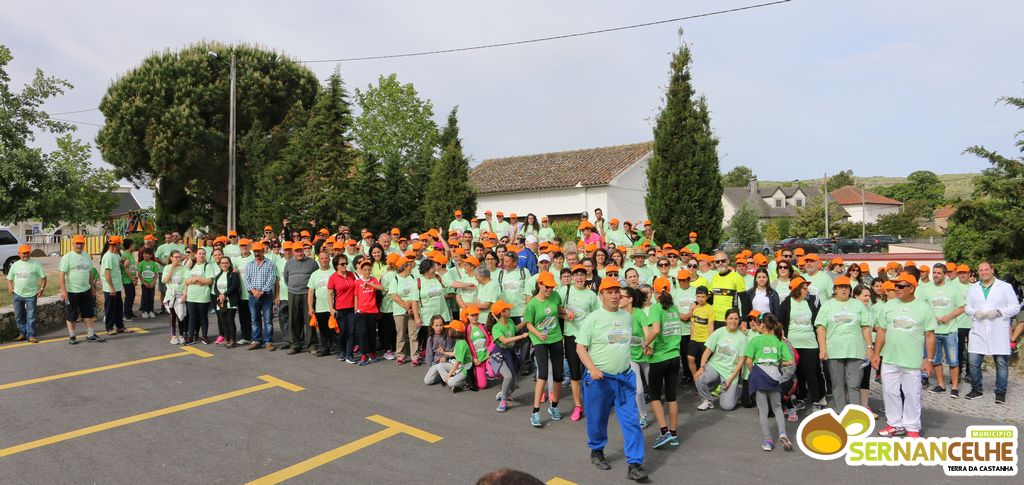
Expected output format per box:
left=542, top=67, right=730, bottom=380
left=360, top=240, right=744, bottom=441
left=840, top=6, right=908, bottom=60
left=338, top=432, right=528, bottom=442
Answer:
left=691, top=304, right=715, bottom=342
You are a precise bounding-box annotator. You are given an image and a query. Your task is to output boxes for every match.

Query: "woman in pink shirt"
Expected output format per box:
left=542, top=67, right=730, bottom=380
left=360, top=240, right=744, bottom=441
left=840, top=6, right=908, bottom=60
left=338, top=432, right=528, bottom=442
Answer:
left=579, top=221, right=604, bottom=249
left=328, top=254, right=358, bottom=363
left=354, top=259, right=384, bottom=366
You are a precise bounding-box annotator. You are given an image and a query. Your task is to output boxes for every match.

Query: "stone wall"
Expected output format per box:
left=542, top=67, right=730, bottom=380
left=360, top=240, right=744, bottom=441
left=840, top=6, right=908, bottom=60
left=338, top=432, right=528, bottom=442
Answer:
left=0, top=295, right=67, bottom=342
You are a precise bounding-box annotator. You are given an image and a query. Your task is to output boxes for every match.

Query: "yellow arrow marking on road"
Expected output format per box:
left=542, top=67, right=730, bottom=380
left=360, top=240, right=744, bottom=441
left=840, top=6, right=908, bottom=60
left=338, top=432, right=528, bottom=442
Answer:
left=246, top=415, right=442, bottom=484
left=0, top=375, right=303, bottom=458
left=547, top=478, right=579, bottom=485
left=0, top=345, right=212, bottom=392
left=0, top=326, right=149, bottom=350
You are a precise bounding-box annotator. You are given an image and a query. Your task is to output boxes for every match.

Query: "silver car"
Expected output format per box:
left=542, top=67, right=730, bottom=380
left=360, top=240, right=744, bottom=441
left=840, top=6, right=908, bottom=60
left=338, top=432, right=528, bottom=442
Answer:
left=0, top=227, right=24, bottom=275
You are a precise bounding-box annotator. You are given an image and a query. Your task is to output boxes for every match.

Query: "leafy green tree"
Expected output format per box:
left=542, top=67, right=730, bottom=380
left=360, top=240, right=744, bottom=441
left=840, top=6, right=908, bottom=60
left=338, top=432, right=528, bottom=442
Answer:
left=874, top=170, right=946, bottom=208
left=790, top=195, right=845, bottom=238
left=722, top=165, right=754, bottom=188
left=347, top=153, right=385, bottom=232
left=727, top=202, right=762, bottom=248
left=241, top=103, right=311, bottom=233
left=423, top=106, right=476, bottom=230
left=645, top=34, right=723, bottom=250
left=870, top=209, right=921, bottom=238
left=825, top=170, right=856, bottom=191
left=301, top=69, right=357, bottom=227
left=0, top=45, right=117, bottom=226
left=353, top=74, right=438, bottom=232
left=944, top=93, right=1024, bottom=274
left=96, top=42, right=320, bottom=232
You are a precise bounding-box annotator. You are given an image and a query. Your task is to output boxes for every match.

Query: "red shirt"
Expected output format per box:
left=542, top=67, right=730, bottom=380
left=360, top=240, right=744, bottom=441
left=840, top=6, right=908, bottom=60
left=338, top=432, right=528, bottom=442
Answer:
left=328, top=271, right=356, bottom=310
left=355, top=276, right=380, bottom=314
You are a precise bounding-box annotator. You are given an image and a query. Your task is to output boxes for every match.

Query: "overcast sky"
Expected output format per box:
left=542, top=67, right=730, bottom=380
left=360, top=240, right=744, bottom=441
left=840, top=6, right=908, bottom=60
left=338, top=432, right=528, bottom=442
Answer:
left=4, top=0, right=1023, bottom=208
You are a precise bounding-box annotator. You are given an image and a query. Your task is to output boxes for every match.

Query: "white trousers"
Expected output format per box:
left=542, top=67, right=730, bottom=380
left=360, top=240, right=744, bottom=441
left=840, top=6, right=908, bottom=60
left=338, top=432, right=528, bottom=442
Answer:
left=881, top=363, right=922, bottom=432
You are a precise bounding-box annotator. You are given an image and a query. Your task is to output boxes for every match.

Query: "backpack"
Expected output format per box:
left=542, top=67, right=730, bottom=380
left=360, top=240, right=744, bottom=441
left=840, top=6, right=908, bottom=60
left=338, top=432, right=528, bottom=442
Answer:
left=497, top=267, right=526, bottom=289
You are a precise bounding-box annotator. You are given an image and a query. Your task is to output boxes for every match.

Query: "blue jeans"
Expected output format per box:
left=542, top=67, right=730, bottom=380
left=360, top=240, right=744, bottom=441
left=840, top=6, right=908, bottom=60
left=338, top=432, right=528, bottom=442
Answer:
left=13, top=294, right=37, bottom=338
left=933, top=333, right=959, bottom=367
left=249, top=293, right=274, bottom=343
left=969, top=353, right=1008, bottom=395
left=583, top=369, right=645, bottom=465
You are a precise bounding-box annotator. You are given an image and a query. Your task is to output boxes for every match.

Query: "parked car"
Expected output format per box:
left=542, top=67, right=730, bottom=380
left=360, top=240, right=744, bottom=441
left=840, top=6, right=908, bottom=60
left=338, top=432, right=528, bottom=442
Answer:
left=0, top=226, right=23, bottom=276
left=861, top=234, right=904, bottom=253
left=773, top=238, right=818, bottom=253
left=832, top=237, right=863, bottom=254
left=809, top=238, right=835, bottom=254
left=717, top=239, right=771, bottom=255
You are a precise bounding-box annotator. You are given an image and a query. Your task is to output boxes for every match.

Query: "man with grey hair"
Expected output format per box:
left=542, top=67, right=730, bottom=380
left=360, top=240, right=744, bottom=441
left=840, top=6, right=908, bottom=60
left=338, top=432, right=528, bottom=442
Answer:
left=283, top=244, right=319, bottom=355
left=518, top=235, right=539, bottom=275
left=474, top=265, right=500, bottom=316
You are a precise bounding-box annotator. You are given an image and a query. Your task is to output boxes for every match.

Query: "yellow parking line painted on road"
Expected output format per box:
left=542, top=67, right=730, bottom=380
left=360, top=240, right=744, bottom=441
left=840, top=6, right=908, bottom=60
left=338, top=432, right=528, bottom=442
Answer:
left=0, top=375, right=302, bottom=458
left=547, top=478, right=578, bottom=485
left=0, top=345, right=212, bottom=392
left=246, top=414, right=442, bottom=484
left=0, top=327, right=149, bottom=351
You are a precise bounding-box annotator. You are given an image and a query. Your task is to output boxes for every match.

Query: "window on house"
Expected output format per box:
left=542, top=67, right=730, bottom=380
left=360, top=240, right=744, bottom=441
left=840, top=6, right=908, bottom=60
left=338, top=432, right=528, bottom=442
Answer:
left=775, top=199, right=783, bottom=208
left=796, top=199, right=803, bottom=207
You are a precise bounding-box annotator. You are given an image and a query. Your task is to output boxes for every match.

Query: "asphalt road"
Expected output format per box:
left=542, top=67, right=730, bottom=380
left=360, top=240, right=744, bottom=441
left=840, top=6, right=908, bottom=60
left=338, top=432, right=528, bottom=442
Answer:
left=0, top=316, right=1019, bottom=485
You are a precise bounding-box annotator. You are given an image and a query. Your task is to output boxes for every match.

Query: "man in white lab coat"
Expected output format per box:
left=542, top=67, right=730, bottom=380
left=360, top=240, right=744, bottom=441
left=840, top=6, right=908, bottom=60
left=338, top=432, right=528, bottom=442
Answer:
left=964, top=262, right=1021, bottom=404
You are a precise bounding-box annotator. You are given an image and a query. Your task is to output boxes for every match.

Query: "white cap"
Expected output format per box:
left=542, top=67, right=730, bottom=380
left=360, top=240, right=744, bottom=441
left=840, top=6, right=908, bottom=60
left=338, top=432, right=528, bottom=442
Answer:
left=410, top=233, right=419, bottom=240
left=538, top=254, right=551, bottom=263
left=525, top=235, right=538, bottom=244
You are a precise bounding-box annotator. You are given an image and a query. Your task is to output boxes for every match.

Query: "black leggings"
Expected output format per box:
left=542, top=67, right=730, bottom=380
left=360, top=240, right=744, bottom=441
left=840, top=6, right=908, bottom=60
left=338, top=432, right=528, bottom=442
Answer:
left=796, top=347, right=824, bottom=402
left=377, top=313, right=396, bottom=352
left=169, top=308, right=186, bottom=336
left=217, top=308, right=236, bottom=342
left=648, top=358, right=680, bottom=402
left=859, top=363, right=872, bottom=390
left=533, top=342, right=564, bottom=382
left=564, top=336, right=583, bottom=381
left=186, top=301, right=211, bottom=339
left=356, top=312, right=378, bottom=357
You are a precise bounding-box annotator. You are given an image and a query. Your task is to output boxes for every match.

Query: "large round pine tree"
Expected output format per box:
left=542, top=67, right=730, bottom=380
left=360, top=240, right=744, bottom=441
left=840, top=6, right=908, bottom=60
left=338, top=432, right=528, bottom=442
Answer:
left=645, top=36, right=723, bottom=251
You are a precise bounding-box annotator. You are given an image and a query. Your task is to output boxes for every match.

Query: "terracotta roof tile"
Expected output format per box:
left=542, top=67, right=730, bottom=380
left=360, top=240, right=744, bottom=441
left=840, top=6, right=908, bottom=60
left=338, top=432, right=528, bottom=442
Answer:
left=470, top=142, right=652, bottom=194
left=829, top=185, right=903, bottom=206
left=934, top=206, right=956, bottom=219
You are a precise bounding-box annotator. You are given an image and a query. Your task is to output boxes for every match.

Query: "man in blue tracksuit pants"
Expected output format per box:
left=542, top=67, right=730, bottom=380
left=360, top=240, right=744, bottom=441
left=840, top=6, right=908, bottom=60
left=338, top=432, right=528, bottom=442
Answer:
left=575, top=277, right=649, bottom=482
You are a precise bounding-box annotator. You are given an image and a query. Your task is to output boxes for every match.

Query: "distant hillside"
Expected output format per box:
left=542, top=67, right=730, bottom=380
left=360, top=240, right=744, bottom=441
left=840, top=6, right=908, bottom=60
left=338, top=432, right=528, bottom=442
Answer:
left=760, top=173, right=977, bottom=200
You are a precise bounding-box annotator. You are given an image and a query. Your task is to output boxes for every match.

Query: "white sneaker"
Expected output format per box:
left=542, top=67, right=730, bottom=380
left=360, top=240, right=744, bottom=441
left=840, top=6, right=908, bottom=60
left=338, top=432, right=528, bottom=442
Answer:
left=170, top=336, right=179, bottom=345
left=697, top=399, right=715, bottom=411
left=237, top=339, right=250, bottom=345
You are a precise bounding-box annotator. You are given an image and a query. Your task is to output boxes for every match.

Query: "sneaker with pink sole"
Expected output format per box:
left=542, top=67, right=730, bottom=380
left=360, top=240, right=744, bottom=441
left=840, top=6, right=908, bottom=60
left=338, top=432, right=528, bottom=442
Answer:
left=215, top=336, right=226, bottom=345
left=570, top=405, right=584, bottom=421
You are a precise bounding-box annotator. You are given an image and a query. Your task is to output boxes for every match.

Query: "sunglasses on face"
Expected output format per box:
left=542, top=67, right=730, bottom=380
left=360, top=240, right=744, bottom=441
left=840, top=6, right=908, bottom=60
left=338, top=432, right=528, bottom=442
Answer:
left=714, top=259, right=727, bottom=264
left=607, top=272, right=619, bottom=277
left=778, top=265, right=790, bottom=270
left=688, top=264, right=698, bottom=268
left=895, top=284, right=912, bottom=289
left=668, top=255, right=678, bottom=259
left=782, top=254, right=793, bottom=258
left=658, top=263, right=670, bottom=267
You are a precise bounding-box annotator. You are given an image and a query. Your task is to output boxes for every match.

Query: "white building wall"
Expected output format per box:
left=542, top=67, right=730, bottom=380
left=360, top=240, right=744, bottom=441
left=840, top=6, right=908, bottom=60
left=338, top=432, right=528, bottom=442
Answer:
left=843, top=203, right=900, bottom=224
left=605, top=155, right=649, bottom=223
left=476, top=186, right=609, bottom=220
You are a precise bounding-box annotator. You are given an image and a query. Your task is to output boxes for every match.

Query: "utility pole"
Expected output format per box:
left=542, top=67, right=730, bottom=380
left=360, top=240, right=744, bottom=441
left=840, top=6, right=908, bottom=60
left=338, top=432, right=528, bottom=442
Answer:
left=823, top=173, right=829, bottom=238
left=227, top=51, right=237, bottom=233
left=861, top=184, right=866, bottom=240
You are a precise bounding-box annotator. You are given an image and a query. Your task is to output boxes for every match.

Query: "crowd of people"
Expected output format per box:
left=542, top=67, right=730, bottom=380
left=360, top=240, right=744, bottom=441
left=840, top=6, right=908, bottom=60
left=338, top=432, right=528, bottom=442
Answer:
left=7, top=208, right=1023, bottom=482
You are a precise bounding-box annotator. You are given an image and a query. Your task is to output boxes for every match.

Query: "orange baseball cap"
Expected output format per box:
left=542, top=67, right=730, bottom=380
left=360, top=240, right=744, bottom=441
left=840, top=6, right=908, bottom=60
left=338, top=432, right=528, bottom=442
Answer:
left=831, top=257, right=844, bottom=266
left=496, top=211, right=504, bottom=218
left=325, top=236, right=336, bottom=244
left=881, top=281, right=896, bottom=291
left=804, top=254, right=820, bottom=262
left=264, top=225, right=273, bottom=231
left=605, top=264, right=620, bottom=273
left=957, top=264, right=970, bottom=273
left=584, top=243, right=597, bottom=252
left=411, top=241, right=423, bottom=251
left=918, top=265, right=929, bottom=273
left=833, top=276, right=852, bottom=287
left=578, top=220, right=595, bottom=230
left=395, top=257, right=411, bottom=267
left=282, top=241, right=294, bottom=250
left=109, top=236, right=122, bottom=244
left=143, top=234, right=158, bottom=241
left=228, top=230, right=238, bottom=237
left=318, top=228, right=329, bottom=235
left=251, top=242, right=266, bottom=251
left=859, top=263, right=870, bottom=272
left=794, top=248, right=806, bottom=256
left=509, top=213, right=517, bottom=219
left=72, top=234, right=86, bottom=244
left=404, top=250, right=416, bottom=258
left=462, top=304, right=480, bottom=316
left=904, top=261, right=917, bottom=268
left=748, top=310, right=762, bottom=320
left=491, top=300, right=513, bottom=316
left=945, top=262, right=957, bottom=272
left=390, top=228, right=401, bottom=235
left=571, top=264, right=587, bottom=274
left=463, top=256, right=480, bottom=267
left=753, top=254, right=768, bottom=266
left=689, top=232, right=698, bottom=238
left=598, top=276, right=622, bottom=292
left=300, top=230, right=310, bottom=237
left=676, top=269, right=691, bottom=280
left=653, top=277, right=671, bottom=294
left=452, top=247, right=467, bottom=256
left=897, top=273, right=918, bottom=287
left=796, top=257, right=807, bottom=267
left=885, top=262, right=900, bottom=270
left=537, top=272, right=557, bottom=288
left=610, top=218, right=619, bottom=225
left=789, top=277, right=807, bottom=291
left=454, top=210, right=462, bottom=217
left=239, top=238, right=251, bottom=246
left=386, top=253, right=400, bottom=265
left=446, top=320, right=466, bottom=333
left=643, top=220, right=652, bottom=226
left=301, top=242, right=312, bottom=248
left=430, top=253, right=448, bottom=265
left=18, top=244, right=31, bottom=254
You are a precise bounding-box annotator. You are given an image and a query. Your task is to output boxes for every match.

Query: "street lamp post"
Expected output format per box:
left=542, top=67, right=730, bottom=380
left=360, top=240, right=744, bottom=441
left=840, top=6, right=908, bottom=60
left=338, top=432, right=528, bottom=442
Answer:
left=209, top=50, right=237, bottom=233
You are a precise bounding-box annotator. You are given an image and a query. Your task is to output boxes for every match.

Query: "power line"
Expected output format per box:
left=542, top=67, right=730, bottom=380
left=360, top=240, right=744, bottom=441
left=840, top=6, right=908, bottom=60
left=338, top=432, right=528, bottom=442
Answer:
left=300, top=0, right=792, bottom=63
left=47, top=107, right=99, bottom=115
left=50, top=117, right=102, bottom=127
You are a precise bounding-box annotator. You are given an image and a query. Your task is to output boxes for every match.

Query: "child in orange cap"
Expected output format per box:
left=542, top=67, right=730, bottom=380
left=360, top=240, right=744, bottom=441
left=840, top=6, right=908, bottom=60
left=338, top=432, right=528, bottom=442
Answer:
left=424, top=319, right=472, bottom=391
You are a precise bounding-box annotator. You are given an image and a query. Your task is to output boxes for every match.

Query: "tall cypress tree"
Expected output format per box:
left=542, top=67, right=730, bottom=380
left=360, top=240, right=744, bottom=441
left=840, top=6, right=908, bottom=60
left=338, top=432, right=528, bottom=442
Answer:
left=347, top=152, right=385, bottom=233
left=423, top=106, right=477, bottom=230
left=301, top=68, right=357, bottom=227
left=645, top=35, right=723, bottom=251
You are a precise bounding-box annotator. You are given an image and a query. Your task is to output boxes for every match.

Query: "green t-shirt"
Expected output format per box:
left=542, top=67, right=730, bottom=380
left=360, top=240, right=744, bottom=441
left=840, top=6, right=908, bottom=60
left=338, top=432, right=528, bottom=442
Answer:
left=452, top=339, right=472, bottom=375
left=155, top=243, right=184, bottom=263
left=448, top=218, right=470, bottom=234
left=233, top=254, right=255, bottom=301
left=538, top=227, right=556, bottom=243
left=223, top=244, right=241, bottom=259
left=919, top=282, right=965, bottom=335
left=684, top=242, right=701, bottom=254
left=100, top=252, right=124, bottom=293
left=561, top=286, right=600, bottom=337
left=744, top=333, right=793, bottom=365
left=576, top=308, right=633, bottom=375
left=468, top=323, right=490, bottom=361
left=9, top=260, right=45, bottom=298
left=772, top=278, right=793, bottom=300
left=879, top=298, right=937, bottom=370
left=787, top=298, right=817, bottom=349
left=710, top=270, right=746, bottom=322
left=417, top=275, right=451, bottom=323
left=670, top=286, right=697, bottom=336
left=215, top=272, right=235, bottom=309
left=815, top=298, right=870, bottom=359
left=185, top=261, right=216, bottom=303
left=120, top=252, right=137, bottom=285
left=162, top=264, right=188, bottom=296
left=705, top=326, right=748, bottom=377
left=307, top=268, right=333, bottom=313
left=805, top=271, right=833, bottom=303
left=379, top=270, right=397, bottom=313
left=389, top=273, right=418, bottom=317
left=457, top=273, right=479, bottom=306
left=138, top=260, right=161, bottom=285
left=523, top=292, right=563, bottom=345
left=651, top=304, right=682, bottom=363
left=629, top=307, right=655, bottom=363
left=275, top=256, right=289, bottom=301
left=491, top=319, right=517, bottom=348
left=476, top=279, right=500, bottom=307
left=496, top=268, right=528, bottom=317
left=59, top=251, right=94, bottom=294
